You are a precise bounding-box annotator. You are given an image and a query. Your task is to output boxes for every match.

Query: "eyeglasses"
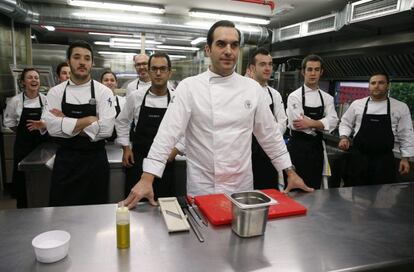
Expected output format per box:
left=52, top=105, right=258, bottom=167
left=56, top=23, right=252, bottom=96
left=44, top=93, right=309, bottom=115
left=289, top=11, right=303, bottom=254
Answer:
left=135, top=62, right=148, bottom=67
left=149, top=66, right=169, bottom=73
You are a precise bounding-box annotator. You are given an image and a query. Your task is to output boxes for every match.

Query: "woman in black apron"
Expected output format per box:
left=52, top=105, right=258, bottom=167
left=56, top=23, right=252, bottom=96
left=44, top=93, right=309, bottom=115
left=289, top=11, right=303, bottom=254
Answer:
left=49, top=80, right=109, bottom=206
left=125, top=87, right=175, bottom=199
left=348, top=98, right=395, bottom=186
left=101, top=71, right=124, bottom=142
left=288, top=86, right=325, bottom=189
left=4, top=68, right=47, bottom=208
left=252, top=88, right=279, bottom=189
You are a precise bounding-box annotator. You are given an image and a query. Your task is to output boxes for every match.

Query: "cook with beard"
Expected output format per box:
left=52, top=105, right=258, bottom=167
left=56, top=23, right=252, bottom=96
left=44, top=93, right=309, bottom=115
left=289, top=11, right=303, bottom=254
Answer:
left=3, top=68, right=47, bottom=208
left=338, top=71, right=414, bottom=186
left=42, top=40, right=116, bottom=206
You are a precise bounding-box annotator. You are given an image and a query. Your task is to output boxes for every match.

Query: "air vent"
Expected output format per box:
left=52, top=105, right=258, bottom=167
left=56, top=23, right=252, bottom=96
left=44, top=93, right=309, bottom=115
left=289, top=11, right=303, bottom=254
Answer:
left=280, top=24, right=301, bottom=40
left=351, top=0, right=400, bottom=22
left=307, top=15, right=336, bottom=34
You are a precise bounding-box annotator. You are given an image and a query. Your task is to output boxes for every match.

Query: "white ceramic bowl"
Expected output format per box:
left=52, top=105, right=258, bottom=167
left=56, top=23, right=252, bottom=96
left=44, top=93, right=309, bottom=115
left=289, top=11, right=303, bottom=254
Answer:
left=32, top=230, right=71, bottom=263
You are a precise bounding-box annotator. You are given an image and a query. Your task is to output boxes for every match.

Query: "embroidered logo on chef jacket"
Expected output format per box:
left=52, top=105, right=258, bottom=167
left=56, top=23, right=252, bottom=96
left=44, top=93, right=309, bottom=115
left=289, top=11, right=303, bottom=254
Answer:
left=107, top=97, right=112, bottom=107
left=244, top=100, right=252, bottom=109
left=293, top=103, right=297, bottom=109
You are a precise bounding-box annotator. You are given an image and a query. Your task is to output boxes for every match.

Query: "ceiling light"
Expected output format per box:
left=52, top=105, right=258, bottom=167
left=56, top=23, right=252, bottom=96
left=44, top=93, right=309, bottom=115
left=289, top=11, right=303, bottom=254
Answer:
left=156, top=45, right=200, bottom=51
left=89, top=32, right=133, bottom=37
left=110, top=38, right=162, bottom=45
left=186, top=21, right=262, bottom=33
left=166, top=37, right=193, bottom=42
left=31, top=35, right=36, bottom=39
left=72, top=12, right=160, bottom=25
left=98, top=51, right=137, bottom=56
left=191, top=37, right=207, bottom=45
left=69, top=0, right=165, bottom=14
left=169, top=55, right=187, bottom=59
left=189, top=10, right=270, bottom=25
left=43, top=25, right=55, bottom=31
left=94, top=41, right=156, bottom=50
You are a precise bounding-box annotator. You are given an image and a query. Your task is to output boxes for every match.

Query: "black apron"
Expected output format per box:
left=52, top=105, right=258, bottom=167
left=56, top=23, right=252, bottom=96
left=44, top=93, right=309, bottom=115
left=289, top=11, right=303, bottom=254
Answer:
left=125, top=88, right=175, bottom=199
left=347, top=98, right=396, bottom=186
left=252, top=87, right=279, bottom=190
left=49, top=80, right=109, bottom=206
left=107, top=96, right=121, bottom=142
left=12, top=93, right=45, bottom=208
left=287, top=86, right=325, bottom=189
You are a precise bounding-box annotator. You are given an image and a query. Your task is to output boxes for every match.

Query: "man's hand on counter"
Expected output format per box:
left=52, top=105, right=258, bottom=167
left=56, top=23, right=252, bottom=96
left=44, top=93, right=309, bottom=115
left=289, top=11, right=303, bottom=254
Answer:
left=338, top=137, right=350, bottom=151
left=123, top=172, right=157, bottom=209
left=399, top=158, right=410, bottom=175
left=122, top=146, right=135, bottom=167
left=284, top=169, right=314, bottom=194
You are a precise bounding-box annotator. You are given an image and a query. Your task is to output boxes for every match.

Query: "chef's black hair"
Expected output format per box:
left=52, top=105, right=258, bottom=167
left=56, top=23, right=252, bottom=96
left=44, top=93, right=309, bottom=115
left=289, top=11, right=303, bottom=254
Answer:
left=249, top=48, right=270, bottom=66
left=56, top=62, right=69, bottom=76
left=301, top=54, right=324, bottom=70
left=206, top=20, right=241, bottom=47
left=100, top=70, right=118, bottom=82
left=66, top=40, right=93, bottom=61
left=369, top=71, right=390, bottom=84
left=148, top=52, right=171, bottom=70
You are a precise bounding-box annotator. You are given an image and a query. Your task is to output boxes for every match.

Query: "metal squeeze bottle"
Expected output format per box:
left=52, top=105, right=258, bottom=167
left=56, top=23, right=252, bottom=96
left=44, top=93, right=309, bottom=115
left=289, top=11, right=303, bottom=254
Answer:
left=116, top=203, right=130, bottom=249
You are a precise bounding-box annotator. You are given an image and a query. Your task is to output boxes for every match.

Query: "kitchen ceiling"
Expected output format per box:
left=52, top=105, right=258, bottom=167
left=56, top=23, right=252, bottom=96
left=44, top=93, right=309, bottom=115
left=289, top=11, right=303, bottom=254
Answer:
left=22, top=0, right=353, bottom=46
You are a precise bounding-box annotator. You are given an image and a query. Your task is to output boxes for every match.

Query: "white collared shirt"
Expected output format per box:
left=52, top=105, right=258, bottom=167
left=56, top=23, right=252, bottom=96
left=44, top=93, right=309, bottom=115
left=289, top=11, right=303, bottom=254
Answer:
left=42, top=79, right=116, bottom=141
left=287, top=85, right=339, bottom=135
left=264, top=85, right=287, bottom=134
left=339, top=96, right=414, bottom=157
left=115, top=87, right=184, bottom=152
left=126, top=79, right=152, bottom=97
left=3, top=92, right=47, bottom=128
left=143, top=69, right=292, bottom=196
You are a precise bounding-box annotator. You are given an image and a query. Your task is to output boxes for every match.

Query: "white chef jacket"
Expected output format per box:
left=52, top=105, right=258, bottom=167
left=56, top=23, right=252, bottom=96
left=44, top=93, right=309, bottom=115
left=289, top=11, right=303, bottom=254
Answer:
left=42, top=79, right=116, bottom=141
left=264, top=85, right=287, bottom=134
left=143, top=69, right=292, bottom=196
left=339, top=96, right=414, bottom=158
left=287, top=85, right=339, bottom=135
left=3, top=92, right=47, bottom=128
left=115, top=87, right=184, bottom=152
left=126, top=79, right=151, bottom=97
left=114, top=95, right=126, bottom=113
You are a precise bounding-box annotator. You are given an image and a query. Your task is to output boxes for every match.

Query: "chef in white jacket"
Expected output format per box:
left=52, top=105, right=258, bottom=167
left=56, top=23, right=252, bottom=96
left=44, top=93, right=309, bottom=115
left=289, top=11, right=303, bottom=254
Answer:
left=338, top=71, right=414, bottom=186
left=123, top=20, right=313, bottom=208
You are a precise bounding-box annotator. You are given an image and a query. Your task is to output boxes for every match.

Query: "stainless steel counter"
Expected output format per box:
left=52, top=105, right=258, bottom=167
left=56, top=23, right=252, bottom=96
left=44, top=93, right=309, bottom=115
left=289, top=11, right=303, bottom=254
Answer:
left=1, top=183, right=414, bottom=272
left=18, top=142, right=126, bottom=207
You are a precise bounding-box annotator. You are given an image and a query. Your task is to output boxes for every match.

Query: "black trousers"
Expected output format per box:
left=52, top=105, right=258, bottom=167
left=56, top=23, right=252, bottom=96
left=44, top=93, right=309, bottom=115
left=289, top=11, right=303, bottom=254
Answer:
left=288, top=135, right=323, bottom=189
left=49, top=148, right=109, bottom=206
left=345, top=148, right=396, bottom=187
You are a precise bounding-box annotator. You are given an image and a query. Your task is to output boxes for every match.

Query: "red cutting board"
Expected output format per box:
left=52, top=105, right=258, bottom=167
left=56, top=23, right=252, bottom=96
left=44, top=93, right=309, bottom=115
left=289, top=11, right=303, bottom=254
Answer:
left=194, top=189, right=307, bottom=226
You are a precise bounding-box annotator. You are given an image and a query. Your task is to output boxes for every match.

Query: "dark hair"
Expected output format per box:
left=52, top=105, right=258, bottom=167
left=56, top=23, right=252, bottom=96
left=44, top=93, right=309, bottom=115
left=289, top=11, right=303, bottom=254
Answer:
left=19, top=68, right=40, bottom=91
left=207, top=20, right=241, bottom=47
left=369, top=71, right=390, bottom=84
left=56, top=62, right=69, bottom=76
left=20, top=68, right=39, bottom=82
left=148, top=52, right=171, bottom=70
left=249, top=48, right=270, bottom=66
left=301, top=54, right=324, bottom=70
left=67, top=40, right=93, bottom=61
left=100, top=70, right=118, bottom=82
